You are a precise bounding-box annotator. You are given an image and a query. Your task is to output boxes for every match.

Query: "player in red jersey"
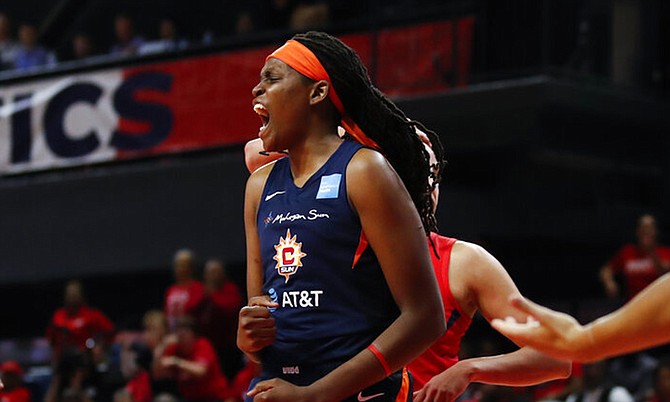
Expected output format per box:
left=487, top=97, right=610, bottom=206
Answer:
left=409, top=138, right=571, bottom=402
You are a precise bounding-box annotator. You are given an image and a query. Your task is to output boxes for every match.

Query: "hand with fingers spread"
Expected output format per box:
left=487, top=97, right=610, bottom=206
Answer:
left=247, top=378, right=311, bottom=402
left=491, top=297, right=594, bottom=361
left=492, top=274, right=670, bottom=362
left=237, top=295, right=279, bottom=361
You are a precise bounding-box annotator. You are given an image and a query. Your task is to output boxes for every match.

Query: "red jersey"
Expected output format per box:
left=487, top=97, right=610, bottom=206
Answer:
left=609, top=244, right=670, bottom=299
left=0, top=387, right=31, bottom=402
left=198, top=281, right=243, bottom=351
left=46, top=305, right=115, bottom=354
left=164, top=280, right=205, bottom=328
left=126, top=370, right=152, bottom=402
left=163, top=337, right=232, bottom=401
left=408, top=233, right=472, bottom=389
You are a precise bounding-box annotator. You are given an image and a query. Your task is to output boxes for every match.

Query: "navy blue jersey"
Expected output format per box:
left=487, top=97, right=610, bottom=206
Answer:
left=256, top=139, right=399, bottom=382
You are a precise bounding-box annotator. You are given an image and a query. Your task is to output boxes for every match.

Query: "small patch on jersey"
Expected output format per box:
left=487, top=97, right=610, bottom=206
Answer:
left=273, top=228, right=307, bottom=283
left=316, top=174, right=341, bottom=199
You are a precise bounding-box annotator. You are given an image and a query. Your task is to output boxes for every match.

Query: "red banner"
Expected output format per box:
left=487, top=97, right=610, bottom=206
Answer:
left=0, top=18, right=473, bottom=174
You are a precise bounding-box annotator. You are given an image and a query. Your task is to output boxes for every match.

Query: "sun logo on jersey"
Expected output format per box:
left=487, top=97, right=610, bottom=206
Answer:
left=273, top=228, right=307, bottom=283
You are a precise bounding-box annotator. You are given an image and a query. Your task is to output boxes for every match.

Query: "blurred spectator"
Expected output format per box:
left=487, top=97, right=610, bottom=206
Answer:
left=600, top=214, right=670, bottom=300
left=109, top=15, right=144, bottom=57
left=0, top=13, right=18, bottom=70
left=197, top=259, right=243, bottom=379
left=160, top=317, right=232, bottom=402
left=255, top=0, right=296, bottom=31
left=164, top=249, right=205, bottom=330
left=649, top=357, right=670, bottom=402
left=608, top=353, right=658, bottom=402
left=0, top=361, right=31, bottom=402
left=117, top=311, right=180, bottom=402
left=45, top=348, right=93, bottom=402
left=566, top=360, right=634, bottom=402
left=234, top=12, right=256, bottom=36
left=143, top=311, right=174, bottom=373
left=71, top=33, right=95, bottom=60
left=117, top=335, right=152, bottom=402
left=141, top=311, right=179, bottom=398
left=228, top=358, right=260, bottom=402
left=289, top=2, right=330, bottom=31
left=533, top=362, right=584, bottom=402
left=14, top=23, right=56, bottom=71
left=46, top=280, right=115, bottom=364
left=138, top=18, right=188, bottom=55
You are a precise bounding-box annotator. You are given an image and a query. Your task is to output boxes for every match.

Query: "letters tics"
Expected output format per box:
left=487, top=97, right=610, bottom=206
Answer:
left=0, top=70, right=173, bottom=173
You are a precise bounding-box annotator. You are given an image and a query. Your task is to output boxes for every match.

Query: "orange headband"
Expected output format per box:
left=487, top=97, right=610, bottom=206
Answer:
left=267, top=40, right=380, bottom=150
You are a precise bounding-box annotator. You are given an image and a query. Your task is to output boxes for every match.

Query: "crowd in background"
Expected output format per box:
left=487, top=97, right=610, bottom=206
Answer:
left=0, top=0, right=374, bottom=73
left=0, top=214, right=668, bottom=402
left=0, top=249, right=254, bottom=402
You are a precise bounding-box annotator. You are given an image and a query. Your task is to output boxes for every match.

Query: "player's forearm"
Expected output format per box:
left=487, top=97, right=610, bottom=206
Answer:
left=305, top=348, right=387, bottom=402
left=307, top=305, right=445, bottom=402
left=464, top=347, right=571, bottom=386
left=373, top=302, right=446, bottom=372
left=587, top=273, right=670, bottom=360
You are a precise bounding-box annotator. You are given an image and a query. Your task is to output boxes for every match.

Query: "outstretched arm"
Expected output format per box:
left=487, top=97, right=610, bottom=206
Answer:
left=415, top=242, right=570, bottom=402
left=491, top=273, right=670, bottom=362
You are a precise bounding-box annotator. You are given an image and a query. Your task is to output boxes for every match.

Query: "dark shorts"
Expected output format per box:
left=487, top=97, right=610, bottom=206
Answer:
left=245, top=367, right=413, bottom=402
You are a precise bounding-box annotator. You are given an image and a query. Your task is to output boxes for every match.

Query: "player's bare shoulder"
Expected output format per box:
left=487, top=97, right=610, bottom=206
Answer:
left=347, top=147, right=388, bottom=176
left=450, top=241, right=507, bottom=284
left=246, top=159, right=279, bottom=205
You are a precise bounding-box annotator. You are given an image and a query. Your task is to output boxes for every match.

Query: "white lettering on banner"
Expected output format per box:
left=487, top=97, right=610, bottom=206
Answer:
left=281, top=290, right=324, bottom=308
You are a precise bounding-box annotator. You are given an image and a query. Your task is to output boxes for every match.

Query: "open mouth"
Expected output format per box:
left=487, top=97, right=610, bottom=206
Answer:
left=253, top=103, right=270, bottom=134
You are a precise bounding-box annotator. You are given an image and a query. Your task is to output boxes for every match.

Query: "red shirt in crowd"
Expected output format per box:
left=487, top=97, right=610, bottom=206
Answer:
left=0, top=387, right=31, bottom=402
left=46, top=305, right=115, bottom=355
left=164, top=281, right=205, bottom=328
left=198, top=281, right=243, bottom=352
left=125, top=370, right=152, bottom=402
left=609, top=244, right=670, bottom=299
left=163, top=337, right=232, bottom=402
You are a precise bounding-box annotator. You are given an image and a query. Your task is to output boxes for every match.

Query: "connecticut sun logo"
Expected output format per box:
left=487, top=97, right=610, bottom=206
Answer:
left=273, top=228, right=307, bottom=283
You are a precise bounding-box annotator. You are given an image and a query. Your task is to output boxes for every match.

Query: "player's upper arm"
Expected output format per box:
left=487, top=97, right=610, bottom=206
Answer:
left=452, top=242, right=525, bottom=323
left=244, top=163, right=274, bottom=299
left=346, top=149, right=440, bottom=315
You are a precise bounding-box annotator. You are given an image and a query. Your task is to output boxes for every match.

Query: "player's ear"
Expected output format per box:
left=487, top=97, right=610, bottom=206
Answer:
left=309, top=80, right=329, bottom=106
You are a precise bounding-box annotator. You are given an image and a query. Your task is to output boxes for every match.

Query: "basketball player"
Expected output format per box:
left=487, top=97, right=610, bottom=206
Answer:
left=243, top=137, right=571, bottom=402
left=238, top=31, right=446, bottom=402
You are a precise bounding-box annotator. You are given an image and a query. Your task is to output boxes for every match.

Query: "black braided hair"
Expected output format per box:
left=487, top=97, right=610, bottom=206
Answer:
left=292, top=31, right=446, bottom=235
